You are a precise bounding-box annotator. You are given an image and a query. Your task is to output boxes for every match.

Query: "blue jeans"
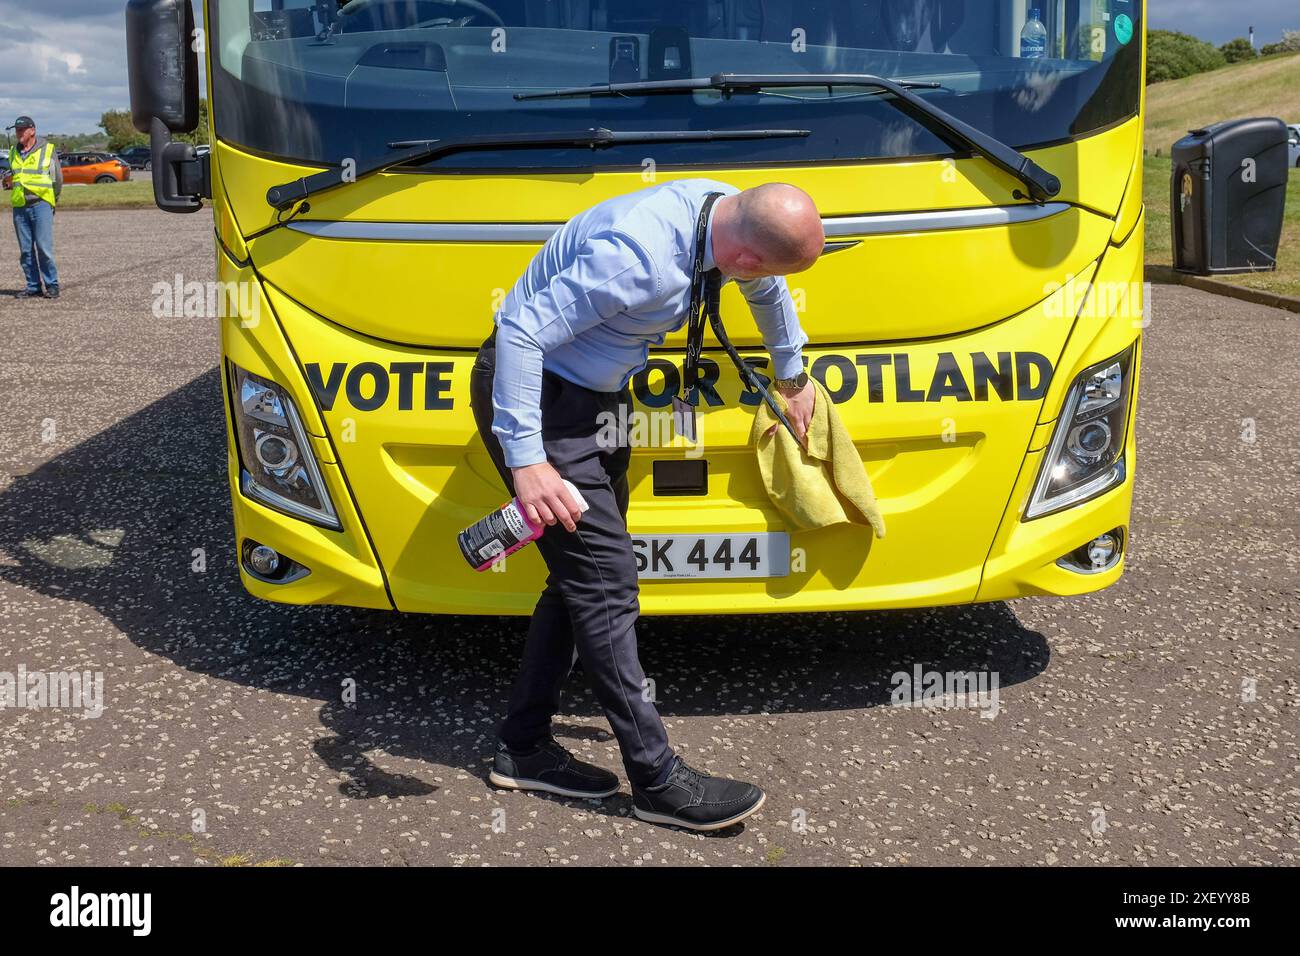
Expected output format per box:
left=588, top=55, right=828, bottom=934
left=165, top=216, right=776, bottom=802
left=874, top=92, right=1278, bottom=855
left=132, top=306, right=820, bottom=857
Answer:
left=12, top=200, right=59, bottom=293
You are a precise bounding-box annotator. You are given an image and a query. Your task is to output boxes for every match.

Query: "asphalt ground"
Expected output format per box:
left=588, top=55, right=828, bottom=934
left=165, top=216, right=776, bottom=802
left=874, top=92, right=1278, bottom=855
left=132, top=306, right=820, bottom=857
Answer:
left=0, top=209, right=1295, bottom=866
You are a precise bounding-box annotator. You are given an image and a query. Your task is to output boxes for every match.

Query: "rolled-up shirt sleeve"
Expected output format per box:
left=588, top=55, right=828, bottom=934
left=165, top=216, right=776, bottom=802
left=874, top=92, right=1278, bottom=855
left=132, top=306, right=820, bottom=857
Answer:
left=737, top=275, right=808, bottom=381
left=494, top=231, right=660, bottom=468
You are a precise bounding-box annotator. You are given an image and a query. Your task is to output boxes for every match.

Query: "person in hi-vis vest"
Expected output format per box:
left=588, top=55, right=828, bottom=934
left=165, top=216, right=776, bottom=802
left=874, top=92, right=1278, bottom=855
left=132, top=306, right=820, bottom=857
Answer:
left=4, top=116, right=62, bottom=299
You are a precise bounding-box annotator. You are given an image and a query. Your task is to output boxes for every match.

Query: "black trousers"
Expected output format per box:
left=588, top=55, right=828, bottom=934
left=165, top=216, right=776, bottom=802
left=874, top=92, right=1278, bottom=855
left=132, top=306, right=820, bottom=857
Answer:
left=469, top=338, right=675, bottom=787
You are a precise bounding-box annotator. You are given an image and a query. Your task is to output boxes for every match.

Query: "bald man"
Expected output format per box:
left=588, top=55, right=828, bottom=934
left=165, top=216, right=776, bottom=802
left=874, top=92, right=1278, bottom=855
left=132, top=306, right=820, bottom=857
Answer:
left=470, top=179, right=822, bottom=831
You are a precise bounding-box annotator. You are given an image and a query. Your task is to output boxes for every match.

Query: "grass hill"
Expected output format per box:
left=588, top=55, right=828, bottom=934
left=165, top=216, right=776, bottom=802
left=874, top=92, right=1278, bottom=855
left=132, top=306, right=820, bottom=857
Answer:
left=1143, top=51, right=1299, bottom=297
left=1145, top=51, right=1300, bottom=155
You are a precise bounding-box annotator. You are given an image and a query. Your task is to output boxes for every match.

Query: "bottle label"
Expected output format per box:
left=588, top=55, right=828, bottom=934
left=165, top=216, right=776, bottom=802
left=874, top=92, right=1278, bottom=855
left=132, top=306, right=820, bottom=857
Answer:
left=457, top=480, right=587, bottom=571
left=500, top=501, right=529, bottom=540
left=458, top=501, right=532, bottom=568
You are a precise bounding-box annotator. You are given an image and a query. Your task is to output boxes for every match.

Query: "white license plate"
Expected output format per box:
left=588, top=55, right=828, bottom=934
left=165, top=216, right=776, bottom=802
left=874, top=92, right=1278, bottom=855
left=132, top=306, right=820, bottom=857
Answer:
left=631, top=533, right=789, bottom=580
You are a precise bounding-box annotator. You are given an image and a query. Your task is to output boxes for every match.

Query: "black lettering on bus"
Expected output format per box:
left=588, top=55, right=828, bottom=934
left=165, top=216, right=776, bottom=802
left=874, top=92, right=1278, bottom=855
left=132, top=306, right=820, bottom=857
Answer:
left=1015, top=352, right=1053, bottom=400
left=305, top=362, right=345, bottom=411
left=389, top=362, right=422, bottom=410
left=812, top=353, right=858, bottom=404
left=855, top=354, right=892, bottom=403
left=971, top=351, right=1014, bottom=401
left=424, top=362, right=455, bottom=410
left=738, top=357, right=770, bottom=407
left=346, top=362, right=389, bottom=411
left=691, top=357, right=724, bottom=408
left=632, top=359, right=680, bottom=408
left=893, top=353, right=925, bottom=403
left=926, top=352, right=973, bottom=402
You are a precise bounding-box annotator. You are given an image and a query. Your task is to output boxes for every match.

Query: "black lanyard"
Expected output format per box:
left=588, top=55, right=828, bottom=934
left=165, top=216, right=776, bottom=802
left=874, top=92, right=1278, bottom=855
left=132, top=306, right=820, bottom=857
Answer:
left=681, top=191, right=724, bottom=405
left=678, top=191, right=801, bottom=442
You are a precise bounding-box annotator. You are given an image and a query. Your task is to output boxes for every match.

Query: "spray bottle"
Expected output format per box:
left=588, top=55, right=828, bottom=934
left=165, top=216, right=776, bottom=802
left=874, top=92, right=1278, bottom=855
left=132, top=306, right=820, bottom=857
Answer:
left=458, top=479, right=589, bottom=571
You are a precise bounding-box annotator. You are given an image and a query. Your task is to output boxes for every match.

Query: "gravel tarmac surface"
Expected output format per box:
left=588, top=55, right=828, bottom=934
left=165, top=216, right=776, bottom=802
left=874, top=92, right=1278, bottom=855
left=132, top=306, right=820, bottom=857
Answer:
left=0, top=209, right=1296, bottom=866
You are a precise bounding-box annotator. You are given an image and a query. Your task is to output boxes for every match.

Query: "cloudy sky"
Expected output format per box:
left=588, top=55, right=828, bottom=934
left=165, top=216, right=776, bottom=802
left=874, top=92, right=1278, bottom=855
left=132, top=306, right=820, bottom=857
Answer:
left=0, top=0, right=1296, bottom=136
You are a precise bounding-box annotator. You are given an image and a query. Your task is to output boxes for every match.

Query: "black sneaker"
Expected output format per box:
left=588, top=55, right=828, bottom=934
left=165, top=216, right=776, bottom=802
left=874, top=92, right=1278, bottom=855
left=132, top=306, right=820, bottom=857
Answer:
left=15, top=289, right=42, bottom=299
left=631, top=757, right=766, bottom=831
left=43, top=286, right=59, bottom=299
left=488, top=737, right=619, bottom=799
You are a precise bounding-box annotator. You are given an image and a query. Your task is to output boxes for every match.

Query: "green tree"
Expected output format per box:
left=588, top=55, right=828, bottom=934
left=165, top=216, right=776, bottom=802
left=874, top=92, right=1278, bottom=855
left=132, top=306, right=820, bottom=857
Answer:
left=100, top=109, right=147, bottom=153
left=1260, top=30, right=1300, bottom=56
left=41, top=131, right=104, bottom=152
left=175, top=99, right=210, bottom=147
left=99, top=100, right=208, bottom=152
left=1146, top=30, right=1227, bottom=83
left=1219, top=37, right=1256, bottom=64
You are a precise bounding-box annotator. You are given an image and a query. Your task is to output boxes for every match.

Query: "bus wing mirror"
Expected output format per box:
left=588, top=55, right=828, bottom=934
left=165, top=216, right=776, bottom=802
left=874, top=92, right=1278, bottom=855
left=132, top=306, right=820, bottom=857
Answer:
left=126, top=0, right=205, bottom=213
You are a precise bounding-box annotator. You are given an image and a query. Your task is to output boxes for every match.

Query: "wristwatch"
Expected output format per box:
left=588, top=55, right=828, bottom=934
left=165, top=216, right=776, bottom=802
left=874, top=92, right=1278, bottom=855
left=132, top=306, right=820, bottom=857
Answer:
left=774, top=371, right=809, bottom=390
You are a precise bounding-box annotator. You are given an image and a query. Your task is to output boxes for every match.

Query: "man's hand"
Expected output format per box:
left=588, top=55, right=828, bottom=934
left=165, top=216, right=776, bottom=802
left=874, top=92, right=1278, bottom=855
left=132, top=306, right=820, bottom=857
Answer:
left=767, top=380, right=816, bottom=448
left=511, top=461, right=583, bottom=532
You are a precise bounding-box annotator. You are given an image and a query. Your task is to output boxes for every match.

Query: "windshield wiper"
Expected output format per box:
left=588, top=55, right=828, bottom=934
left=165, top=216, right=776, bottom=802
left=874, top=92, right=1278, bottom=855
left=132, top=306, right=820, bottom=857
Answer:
left=265, top=126, right=810, bottom=209
left=515, top=72, right=944, bottom=100
left=517, top=73, right=1061, bottom=203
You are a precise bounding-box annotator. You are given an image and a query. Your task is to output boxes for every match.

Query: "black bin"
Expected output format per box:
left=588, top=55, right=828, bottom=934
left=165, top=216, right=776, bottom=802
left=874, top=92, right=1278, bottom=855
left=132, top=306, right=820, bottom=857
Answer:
left=1171, top=117, right=1288, bottom=275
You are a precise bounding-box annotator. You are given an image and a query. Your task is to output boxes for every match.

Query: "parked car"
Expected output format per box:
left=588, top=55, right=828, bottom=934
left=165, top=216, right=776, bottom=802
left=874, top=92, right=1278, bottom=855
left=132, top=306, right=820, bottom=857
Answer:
left=60, top=151, right=131, bottom=184
left=1288, top=124, right=1300, bottom=169
left=118, top=145, right=152, bottom=170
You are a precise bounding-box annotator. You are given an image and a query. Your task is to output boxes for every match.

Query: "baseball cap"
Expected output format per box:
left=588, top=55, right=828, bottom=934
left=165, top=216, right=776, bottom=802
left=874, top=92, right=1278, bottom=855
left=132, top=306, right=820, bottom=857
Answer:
left=5, top=116, right=35, bottom=130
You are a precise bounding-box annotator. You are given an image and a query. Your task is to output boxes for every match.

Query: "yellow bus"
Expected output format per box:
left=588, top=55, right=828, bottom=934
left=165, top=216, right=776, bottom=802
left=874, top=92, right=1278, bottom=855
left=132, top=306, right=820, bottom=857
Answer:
left=126, top=0, right=1146, bottom=615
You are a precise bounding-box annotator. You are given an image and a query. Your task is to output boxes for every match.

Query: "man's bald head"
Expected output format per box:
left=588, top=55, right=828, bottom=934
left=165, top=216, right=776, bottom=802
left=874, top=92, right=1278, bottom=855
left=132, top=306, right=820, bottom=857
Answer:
left=712, top=183, right=824, bottom=280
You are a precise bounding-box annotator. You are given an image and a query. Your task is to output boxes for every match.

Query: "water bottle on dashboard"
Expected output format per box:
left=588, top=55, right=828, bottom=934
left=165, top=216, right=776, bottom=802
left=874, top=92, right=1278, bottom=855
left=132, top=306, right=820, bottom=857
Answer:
left=1021, top=8, right=1047, bottom=58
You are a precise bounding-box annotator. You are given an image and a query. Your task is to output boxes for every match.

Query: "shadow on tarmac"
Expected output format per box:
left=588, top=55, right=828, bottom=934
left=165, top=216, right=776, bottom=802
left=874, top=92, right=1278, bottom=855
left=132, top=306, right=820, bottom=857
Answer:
left=0, top=369, right=1049, bottom=819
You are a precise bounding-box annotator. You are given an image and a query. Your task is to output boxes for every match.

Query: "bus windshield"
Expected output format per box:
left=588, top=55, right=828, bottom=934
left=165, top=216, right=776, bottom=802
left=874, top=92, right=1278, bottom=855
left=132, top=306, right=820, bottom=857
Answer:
left=210, top=0, right=1143, bottom=171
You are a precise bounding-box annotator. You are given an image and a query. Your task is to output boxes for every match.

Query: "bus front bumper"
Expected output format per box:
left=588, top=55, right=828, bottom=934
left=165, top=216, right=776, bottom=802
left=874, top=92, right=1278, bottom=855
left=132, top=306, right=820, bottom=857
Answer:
left=219, top=269, right=1143, bottom=616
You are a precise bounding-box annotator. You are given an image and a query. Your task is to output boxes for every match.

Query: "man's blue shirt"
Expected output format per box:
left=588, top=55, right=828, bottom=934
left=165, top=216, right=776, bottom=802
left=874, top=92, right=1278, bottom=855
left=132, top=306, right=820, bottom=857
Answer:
left=492, top=178, right=809, bottom=468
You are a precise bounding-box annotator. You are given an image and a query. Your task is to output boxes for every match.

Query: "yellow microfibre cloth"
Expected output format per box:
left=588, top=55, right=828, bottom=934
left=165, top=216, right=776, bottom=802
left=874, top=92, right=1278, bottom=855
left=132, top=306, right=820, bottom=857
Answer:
left=751, top=378, right=886, bottom=537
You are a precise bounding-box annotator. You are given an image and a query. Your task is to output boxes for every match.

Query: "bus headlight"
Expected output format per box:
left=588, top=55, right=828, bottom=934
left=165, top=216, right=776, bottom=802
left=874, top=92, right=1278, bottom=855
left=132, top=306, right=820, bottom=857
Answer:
left=228, top=362, right=341, bottom=530
left=1024, top=345, right=1134, bottom=520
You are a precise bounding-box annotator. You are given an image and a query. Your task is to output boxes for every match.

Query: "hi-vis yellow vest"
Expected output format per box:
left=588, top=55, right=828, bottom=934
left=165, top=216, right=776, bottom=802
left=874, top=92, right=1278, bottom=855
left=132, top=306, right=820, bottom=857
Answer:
left=9, top=143, right=57, bottom=209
